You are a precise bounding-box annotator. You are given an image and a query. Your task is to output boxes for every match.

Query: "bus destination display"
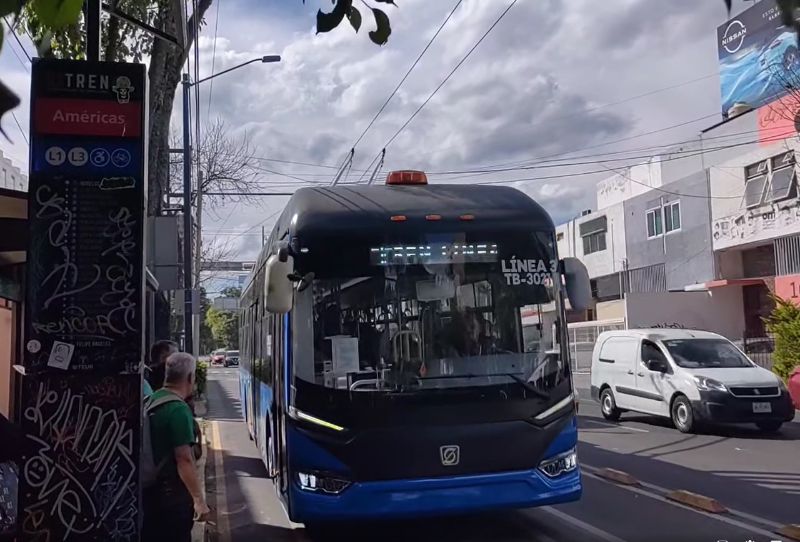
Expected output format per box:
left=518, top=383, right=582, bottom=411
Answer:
left=370, top=243, right=498, bottom=266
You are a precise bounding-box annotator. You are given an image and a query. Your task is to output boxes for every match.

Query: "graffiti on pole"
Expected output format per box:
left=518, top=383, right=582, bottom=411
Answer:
left=18, top=373, right=139, bottom=542
left=25, top=58, right=146, bottom=374
left=22, top=58, right=147, bottom=542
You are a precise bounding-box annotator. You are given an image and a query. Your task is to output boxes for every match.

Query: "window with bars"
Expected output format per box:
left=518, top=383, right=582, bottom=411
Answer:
left=744, top=152, right=796, bottom=208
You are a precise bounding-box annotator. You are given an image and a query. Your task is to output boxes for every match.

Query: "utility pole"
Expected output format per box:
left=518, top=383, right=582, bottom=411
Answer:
left=182, top=73, right=194, bottom=353
left=85, top=0, right=101, bottom=61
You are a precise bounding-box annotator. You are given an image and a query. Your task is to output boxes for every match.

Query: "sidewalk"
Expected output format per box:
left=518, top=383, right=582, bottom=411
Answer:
left=193, top=397, right=209, bottom=542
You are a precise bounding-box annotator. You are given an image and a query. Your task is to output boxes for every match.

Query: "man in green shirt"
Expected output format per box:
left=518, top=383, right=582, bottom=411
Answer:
left=142, top=352, right=210, bottom=542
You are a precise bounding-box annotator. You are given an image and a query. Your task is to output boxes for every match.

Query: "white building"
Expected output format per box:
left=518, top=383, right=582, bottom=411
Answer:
left=0, top=150, right=27, bottom=192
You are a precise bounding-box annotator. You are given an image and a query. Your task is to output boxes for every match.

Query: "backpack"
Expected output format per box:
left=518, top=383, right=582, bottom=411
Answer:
left=141, top=392, right=184, bottom=489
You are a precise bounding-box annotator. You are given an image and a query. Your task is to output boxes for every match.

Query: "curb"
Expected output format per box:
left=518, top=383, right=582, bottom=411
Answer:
left=778, top=524, right=800, bottom=541
left=595, top=468, right=640, bottom=486
left=586, top=464, right=798, bottom=539
left=191, top=417, right=210, bottom=542
left=665, top=490, right=727, bottom=513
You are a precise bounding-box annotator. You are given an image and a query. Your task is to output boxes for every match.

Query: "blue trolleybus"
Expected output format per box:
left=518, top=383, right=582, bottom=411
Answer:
left=238, top=170, right=591, bottom=524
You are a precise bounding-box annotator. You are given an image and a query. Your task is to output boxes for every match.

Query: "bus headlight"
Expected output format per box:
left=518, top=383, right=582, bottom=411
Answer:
left=538, top=447, right=578, bottom=478
left=296, top=471, right=352, bottom=495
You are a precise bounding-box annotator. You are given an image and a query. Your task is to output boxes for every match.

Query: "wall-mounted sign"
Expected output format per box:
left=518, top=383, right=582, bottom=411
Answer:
left=25, top=58, right=147, bottom=374
left=774, top=273, right=800, bottom=304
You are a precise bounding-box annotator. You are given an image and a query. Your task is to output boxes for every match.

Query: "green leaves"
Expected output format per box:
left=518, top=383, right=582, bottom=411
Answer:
left=347, top=4, right=361, bottom=33
left=311, top=0, right=394, bottom=45
left=369, top=7, right=391, bottom=45
left=31, top=0, right=83, bottom=29
left=316, top=0, right=351, bottom=34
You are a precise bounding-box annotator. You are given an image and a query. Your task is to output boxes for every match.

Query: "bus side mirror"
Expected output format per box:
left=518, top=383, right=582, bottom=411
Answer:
left=561, top=257, right=592, bottom=311
left=265, top=254, right=294, bottom=314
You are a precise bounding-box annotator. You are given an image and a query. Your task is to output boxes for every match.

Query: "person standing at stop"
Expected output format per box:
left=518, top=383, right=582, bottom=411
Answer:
left=142, top=352, right=209, bottom=541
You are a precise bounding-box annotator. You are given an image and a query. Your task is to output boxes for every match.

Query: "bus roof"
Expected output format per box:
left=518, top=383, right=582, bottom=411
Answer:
left=271, top=184, right=554, bottom=240
left=244, top=183, right=556, bottom=296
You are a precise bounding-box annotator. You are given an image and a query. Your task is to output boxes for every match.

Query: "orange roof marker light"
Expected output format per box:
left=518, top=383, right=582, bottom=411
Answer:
left=390, top=215, right=407, bottom=222
left=386, top=170, right=428, bottom=186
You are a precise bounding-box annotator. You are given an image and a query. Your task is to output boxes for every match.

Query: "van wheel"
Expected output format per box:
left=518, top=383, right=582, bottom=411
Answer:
left=671, top=396, right=695, bottom=433
left=600, top=388, right=621, bottom=421
left=756, top=420, right=783, bottom=433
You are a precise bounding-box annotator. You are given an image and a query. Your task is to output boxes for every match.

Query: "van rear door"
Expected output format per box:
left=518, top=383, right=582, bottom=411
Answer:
left=597, top=336, right=639, bottom=410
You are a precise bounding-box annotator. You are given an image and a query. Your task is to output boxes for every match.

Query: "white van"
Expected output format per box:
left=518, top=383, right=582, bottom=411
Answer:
left=590, top=329, right=794, bottom=433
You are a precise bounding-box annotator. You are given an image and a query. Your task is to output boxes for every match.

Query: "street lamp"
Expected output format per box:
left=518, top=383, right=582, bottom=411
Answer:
left=181, top=54, right=281, bottom=354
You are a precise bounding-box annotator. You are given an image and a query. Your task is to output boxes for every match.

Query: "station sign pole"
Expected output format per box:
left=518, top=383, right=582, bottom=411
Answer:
left=21, top=58, right=147, bottom=542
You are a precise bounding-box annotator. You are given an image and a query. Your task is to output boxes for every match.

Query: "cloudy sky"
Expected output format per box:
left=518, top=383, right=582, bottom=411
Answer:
left=0, top=0, right=753, bottom=293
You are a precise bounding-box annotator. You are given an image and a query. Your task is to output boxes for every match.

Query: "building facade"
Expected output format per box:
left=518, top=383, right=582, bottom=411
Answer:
left=0, top=151, right=27, bottom=192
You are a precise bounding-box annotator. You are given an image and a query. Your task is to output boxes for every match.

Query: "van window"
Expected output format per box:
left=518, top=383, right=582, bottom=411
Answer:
left=662, top=338, right=752, bottom=369
left=598, top=337, right=638, bottom=366
left=641, top=340, right=667, bottom=364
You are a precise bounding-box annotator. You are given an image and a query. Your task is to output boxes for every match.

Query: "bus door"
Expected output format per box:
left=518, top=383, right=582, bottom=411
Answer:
left=270, top=313, right=289, bottom=494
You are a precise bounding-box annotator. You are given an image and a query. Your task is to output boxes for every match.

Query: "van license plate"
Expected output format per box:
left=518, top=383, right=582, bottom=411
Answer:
left=752, top=402, right=772, bottom=413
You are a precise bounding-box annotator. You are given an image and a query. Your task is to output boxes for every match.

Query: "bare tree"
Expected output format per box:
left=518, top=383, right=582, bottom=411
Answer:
left=169, top=118, right=262, bottom=208
left=197, top=236, right=236, bottom=286
left=760, top=59, right=800, bottom=132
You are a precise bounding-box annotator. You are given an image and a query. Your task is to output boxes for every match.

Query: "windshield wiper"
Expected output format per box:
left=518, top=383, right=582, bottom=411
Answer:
left=503, top=373, right=550, bottom=400
left=420, top=373, right=550, bottom=399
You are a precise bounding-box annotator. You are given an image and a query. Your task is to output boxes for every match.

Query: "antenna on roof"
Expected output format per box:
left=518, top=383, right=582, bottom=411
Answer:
left=367, top=149, right=387, bottom=186
left=331, top=149, right=355, bottom=186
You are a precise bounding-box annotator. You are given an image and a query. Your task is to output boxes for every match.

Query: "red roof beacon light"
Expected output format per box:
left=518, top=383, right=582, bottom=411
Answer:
left=386, top=170, right=428, bottom=186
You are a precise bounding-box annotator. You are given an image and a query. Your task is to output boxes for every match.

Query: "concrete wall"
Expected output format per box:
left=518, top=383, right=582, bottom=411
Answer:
left=625, top=288, right=746, bottom=340
left=557, top=202, right=627, bottom=279
left=597, top=159, right=663, bottom=209
left=703, top=112, right=800, bottom=251
left=623, top=170, right=715, bottom=290
left=596, top=299, right=625, bottom=320
left=660, top=138, right=706, bottom=183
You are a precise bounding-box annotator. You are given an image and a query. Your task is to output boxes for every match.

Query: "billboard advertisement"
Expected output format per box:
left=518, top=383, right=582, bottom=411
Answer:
left=717, top=0, right=800, bottom=117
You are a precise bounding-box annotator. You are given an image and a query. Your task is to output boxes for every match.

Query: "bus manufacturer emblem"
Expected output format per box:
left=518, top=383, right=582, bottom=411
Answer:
left=440, top=445, right=460, bottom=466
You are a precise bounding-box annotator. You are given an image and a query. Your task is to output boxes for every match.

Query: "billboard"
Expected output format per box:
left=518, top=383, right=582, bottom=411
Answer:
left=717, top=0, right=800, bottom=117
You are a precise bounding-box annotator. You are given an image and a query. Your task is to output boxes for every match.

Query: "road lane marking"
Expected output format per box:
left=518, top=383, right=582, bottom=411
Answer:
left=580, top=418, right=650, bottom=433
left=211, top=420, right=232, bottom=542
left=540, top=506, right=628, bottom=542
left=581, top=467, right=786, bottom=537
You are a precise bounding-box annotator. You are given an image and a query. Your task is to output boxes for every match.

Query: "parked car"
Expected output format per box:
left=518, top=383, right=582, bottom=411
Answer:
left=224, top=350, right=240, bottom=367
left=590, top=329, right=794, bottom=434
left=211, top=349, right=226, bottom=365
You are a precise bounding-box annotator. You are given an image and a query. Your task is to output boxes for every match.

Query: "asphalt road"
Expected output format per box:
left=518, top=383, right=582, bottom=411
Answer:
left=203, top=367, right=799, bottom=542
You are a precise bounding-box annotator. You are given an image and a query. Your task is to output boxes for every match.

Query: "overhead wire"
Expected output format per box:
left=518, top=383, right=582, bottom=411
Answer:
left=379, top=0, right=519, bottom=154
left=207, top=0, right=222, bottom=116
left=3, top=17, right=32, bottom=63
left=348, top=0, right=463, bottom=152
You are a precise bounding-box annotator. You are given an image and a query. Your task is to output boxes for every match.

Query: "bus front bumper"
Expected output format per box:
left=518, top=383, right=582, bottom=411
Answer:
left=288, top=466, right=581, bottom=523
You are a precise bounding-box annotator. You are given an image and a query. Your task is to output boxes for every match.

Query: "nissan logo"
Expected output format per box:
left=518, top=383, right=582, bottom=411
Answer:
left=722, top=19, right=747, bottom=54
left=439, top=445, right=460, bottom=466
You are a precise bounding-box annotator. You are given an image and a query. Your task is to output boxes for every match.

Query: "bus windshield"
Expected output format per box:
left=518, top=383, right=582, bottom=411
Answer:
left=291, top=230, right=568, bottom=396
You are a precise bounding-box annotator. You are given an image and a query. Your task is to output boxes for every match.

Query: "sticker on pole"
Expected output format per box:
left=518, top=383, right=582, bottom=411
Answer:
left=47, top=341, right=75, bottom=370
